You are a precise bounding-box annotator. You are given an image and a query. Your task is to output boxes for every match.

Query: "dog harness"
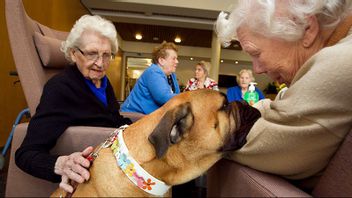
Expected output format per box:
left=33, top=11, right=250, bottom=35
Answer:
left=110, top=125, right=171, bottom=196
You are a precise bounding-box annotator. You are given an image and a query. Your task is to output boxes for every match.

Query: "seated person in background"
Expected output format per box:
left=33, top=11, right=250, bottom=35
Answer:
left=227, top=69, right=264, bottom=103
left=183, top=61, right=219, bottom=91
left=216, top=0, right=352, bottom=181
left=15, top=15, right=132, bottom=193
left=121, top=41, right=180, bottom=114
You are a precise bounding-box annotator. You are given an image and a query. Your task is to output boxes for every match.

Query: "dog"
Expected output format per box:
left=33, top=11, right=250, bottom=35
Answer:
left=51, top=89, right=260, bottom=197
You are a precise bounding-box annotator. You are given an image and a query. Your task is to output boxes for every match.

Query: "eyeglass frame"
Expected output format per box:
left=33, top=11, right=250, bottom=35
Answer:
left=75, top=47, right=115, bottom=62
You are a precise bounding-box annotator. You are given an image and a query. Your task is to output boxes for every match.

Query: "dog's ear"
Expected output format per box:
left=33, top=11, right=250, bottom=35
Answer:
left=222, top=101, right=261, bottom=151
left=148, top=102, right=193, bottom=158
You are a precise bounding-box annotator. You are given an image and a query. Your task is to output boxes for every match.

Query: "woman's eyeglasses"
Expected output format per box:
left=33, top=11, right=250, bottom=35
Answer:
left=75, top=47, right=115, bottom=62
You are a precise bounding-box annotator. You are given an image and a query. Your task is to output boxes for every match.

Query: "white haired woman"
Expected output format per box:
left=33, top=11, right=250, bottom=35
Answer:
left=15, top=15, right=132, bottom=193
left=216, top=0, right=352, bottom=181
left=227, top=69, right=264, bottom=103
left=183, top=61, right=219, bottom=91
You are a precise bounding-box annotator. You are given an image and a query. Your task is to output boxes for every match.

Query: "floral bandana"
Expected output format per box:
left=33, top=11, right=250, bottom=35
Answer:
left=111, top=125, right=170, bottom=196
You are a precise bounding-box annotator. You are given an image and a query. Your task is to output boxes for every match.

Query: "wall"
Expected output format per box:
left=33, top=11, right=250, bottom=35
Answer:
left=107, top=51, right=123, bottom=99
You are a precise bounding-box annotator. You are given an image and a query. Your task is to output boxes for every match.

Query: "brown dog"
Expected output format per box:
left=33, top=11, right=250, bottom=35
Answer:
left=51, top=89, right=260, bottom=197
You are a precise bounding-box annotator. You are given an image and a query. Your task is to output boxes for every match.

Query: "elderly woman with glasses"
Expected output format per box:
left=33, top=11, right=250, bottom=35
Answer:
left=216, top=0, right=352, bottom=181
left=15, top=15, right=132, bottom=193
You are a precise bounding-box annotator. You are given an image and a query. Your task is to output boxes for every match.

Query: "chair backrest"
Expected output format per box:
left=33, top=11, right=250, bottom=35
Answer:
left=312, top=128, right=352, bottom=197
left=5, top=0, right=68, bottom=115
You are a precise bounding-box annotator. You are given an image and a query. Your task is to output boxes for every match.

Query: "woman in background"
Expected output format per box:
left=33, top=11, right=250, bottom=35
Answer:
left=227, top=69, right=264, bottom=103
left=121, top=41, right=180, bottom=114
left=184, top=61, right=219, bottom=91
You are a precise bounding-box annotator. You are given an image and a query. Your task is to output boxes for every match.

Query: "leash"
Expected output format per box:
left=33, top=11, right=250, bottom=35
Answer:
left=62, top=125, right=128, bottom=198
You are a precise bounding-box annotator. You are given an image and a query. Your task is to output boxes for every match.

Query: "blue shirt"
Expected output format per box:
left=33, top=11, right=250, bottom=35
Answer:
left=84, top=76, right=108, bottom=107
left=121, top=63, right=180, bottom=114
left=227, top=85, right=265, bottom=103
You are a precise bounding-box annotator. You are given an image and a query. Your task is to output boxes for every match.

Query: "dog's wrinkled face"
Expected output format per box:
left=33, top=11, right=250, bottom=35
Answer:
left=148, top=89, right=261, bottom=164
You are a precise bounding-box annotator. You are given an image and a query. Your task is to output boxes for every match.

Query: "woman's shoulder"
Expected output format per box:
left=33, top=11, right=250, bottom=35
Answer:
left=188, top=77, right=196, bottom=82
left=206, top=77, right=217, bottom=82
left=318, top=35, right=352, bottom=63
left=142, top=64, right=164, bottom=77
left=227, top=86, right=240, bottom=91
left=46, top=69, right=68, bottom=85
left=45, top=66, right=81, bottom=89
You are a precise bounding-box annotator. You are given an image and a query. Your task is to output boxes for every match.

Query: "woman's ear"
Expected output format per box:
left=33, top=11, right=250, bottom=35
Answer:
left=70, top=49, right=77, bottom=63
left=158, top=57, right=165, bottom=66
left=302, top=15, right=320, bottom=48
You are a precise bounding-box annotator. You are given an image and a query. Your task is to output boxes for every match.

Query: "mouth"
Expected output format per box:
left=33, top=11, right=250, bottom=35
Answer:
left=90, top=67, right=104, bottom=73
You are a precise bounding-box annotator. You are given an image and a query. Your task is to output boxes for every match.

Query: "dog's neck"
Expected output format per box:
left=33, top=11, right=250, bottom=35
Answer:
left=111, top=125, right=171, bottom=196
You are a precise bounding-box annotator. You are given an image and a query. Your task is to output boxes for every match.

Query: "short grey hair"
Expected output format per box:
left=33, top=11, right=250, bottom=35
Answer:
left=61, top=15, right=118, bottom=62
left=216, top=0, right=352, bottom=46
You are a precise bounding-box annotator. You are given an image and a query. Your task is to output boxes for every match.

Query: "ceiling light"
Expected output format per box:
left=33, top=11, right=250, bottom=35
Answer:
left=220, top=59, right=224, bottom=63
left=174, top=36, right=181, bottom=43
left=190, top=57, right=194, bottom=60
left=235, top=61, right=239, bottom=64
left=135, top=33, right=142, bottom=40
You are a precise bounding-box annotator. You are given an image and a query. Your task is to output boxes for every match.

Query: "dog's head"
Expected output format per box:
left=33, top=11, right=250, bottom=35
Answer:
left=148, top=89, right=260, bottom=177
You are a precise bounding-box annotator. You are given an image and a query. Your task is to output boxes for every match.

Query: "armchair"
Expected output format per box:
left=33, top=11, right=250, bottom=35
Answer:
left=5, top=0, right=143, bottom=196
left=207, top=129, right=352, bottom=197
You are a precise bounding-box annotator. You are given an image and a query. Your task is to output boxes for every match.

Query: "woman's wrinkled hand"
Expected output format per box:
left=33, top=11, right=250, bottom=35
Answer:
left=54, top=146, right=94, bottom=193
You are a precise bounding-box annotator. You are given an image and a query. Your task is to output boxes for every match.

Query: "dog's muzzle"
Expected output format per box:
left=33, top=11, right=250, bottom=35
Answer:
left=221, top=101, right=261, bottom=152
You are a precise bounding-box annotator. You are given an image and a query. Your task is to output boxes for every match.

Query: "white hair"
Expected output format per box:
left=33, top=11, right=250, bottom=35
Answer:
left=216, top=0, right=352, bottom=47
left=61, top=15, right=118, bottom=62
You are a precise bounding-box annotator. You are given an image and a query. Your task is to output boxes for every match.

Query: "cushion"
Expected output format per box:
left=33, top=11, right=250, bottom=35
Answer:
left=37, top=23, right=68, bottom=40
left=33, top=32, right=70, bottom=68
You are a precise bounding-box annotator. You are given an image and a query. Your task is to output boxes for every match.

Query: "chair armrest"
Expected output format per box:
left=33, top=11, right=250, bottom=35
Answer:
left=50, top=126, right=115, bottom=155
left=6, top=123, right=116, bottom=197
left=207, top=159, right=311, bottom=197
left=120, top=112, right=145, bottom=123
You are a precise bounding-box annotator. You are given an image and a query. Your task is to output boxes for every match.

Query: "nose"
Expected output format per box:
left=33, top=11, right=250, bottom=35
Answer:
left=252, top=59, right=265, bottom=74
left=94, top=56, right=104, bottom=68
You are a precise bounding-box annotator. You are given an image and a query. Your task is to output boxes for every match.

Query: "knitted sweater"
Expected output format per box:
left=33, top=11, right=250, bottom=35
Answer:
left=15, top=66, right=131, bottom=182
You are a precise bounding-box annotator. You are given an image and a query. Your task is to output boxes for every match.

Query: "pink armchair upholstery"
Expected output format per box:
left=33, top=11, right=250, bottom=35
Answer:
left=5, top=0, right=143, bottom=196
left=207, top=129, right=352, bottom=197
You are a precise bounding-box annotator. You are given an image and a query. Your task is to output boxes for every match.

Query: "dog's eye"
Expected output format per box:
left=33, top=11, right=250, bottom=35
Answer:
left=219, top=102, right=228, bottom=111
left=214, top=122, right=219, bottom=129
